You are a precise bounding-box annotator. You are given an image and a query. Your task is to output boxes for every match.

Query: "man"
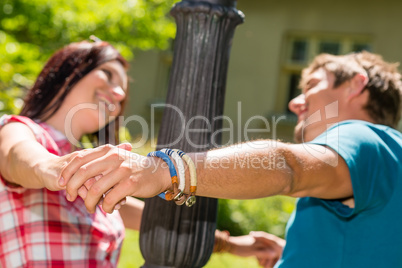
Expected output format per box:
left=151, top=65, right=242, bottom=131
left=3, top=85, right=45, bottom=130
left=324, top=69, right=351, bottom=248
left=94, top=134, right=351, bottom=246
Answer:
left=60, top=51, right=402, bottom=267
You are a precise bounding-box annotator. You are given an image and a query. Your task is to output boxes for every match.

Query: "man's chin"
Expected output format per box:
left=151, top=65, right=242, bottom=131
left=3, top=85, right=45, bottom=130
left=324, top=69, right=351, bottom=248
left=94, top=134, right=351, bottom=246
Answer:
left=294, top=123, right=303, bottom=143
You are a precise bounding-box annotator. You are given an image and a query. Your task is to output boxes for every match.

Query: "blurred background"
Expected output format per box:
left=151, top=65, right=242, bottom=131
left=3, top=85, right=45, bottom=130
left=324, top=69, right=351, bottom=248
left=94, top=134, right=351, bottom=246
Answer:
left=2, top=0, right=402, bottom=267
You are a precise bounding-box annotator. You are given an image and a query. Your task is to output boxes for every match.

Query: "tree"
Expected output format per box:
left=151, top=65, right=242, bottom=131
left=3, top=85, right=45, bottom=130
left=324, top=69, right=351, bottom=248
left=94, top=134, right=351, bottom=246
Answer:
left=0, top=0, right=178, bottom=115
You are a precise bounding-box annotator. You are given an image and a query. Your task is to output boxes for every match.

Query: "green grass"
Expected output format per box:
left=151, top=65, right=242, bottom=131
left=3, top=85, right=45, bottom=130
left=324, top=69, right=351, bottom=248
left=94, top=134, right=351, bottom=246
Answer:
left=118, top=230, right=261, bottom=268
left=118, top=230, right=144, bottom=268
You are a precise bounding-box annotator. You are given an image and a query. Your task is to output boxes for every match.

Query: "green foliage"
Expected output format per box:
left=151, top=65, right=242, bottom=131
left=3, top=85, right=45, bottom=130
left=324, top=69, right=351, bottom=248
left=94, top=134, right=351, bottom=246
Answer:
left=0, top=0, right=178, bottom=115
left=0, top=88, right=24, bottom=115
left=217, top=196, right=296, bottom=238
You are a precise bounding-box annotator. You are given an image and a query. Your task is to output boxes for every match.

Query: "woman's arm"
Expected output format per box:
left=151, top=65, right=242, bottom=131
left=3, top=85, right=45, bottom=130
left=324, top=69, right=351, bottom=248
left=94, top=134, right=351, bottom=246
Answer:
left=0, top=122, right=75, bottom=190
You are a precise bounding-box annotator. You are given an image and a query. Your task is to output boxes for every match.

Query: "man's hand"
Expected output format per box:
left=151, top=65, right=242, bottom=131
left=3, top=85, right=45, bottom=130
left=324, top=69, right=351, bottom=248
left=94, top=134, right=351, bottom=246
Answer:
left=228, top=231, right=285, bottom=268
left=60, top=143, right=171, bottom=213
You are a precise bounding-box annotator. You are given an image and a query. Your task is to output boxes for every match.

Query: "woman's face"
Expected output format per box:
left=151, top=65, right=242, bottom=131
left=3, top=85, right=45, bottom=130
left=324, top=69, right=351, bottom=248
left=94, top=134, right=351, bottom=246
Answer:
left=60, top=60, right=128, bottom=137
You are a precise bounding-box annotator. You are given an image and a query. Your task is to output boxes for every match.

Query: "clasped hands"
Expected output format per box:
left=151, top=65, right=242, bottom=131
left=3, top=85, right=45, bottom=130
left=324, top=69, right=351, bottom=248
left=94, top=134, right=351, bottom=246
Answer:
left=58, top=143, right=169, bottom=213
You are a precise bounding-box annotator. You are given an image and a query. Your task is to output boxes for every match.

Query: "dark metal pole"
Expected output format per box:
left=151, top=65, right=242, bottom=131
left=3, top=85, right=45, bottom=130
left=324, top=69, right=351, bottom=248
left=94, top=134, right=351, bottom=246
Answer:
left=139, top=1, right=244, bottom=267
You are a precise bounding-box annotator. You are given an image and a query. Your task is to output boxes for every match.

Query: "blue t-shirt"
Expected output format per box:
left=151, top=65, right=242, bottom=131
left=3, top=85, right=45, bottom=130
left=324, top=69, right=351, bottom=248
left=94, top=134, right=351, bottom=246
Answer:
left=276, top=120, right=402, bottom=268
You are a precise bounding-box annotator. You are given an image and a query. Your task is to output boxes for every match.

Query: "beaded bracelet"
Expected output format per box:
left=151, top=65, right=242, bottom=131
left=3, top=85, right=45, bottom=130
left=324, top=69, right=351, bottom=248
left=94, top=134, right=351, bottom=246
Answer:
left=173, top=149, right=197, bottom=207
left=160, top=148, right=186, bottom=205
left=147, top=150, right=181, bottom=201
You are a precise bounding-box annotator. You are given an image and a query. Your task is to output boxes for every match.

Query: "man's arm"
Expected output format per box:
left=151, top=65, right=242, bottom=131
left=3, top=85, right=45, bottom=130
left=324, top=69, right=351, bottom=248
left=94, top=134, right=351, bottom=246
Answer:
left=61, top=140, right=352, bottom=213
left=194, top=141, right=352, bottom=200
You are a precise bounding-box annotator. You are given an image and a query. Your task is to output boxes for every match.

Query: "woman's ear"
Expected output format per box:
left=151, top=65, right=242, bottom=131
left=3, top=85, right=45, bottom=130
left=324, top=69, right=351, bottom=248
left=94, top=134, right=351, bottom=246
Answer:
left=347, top=73, right=368, bottom=101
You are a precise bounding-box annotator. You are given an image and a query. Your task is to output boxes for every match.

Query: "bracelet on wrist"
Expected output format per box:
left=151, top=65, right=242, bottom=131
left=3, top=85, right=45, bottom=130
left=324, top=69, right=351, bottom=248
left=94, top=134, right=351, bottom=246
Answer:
left=147, top=150, right=179, bottom=201
left=173, top=149, right=197, bottom=207
left=160, top=148, right=186, bottom=205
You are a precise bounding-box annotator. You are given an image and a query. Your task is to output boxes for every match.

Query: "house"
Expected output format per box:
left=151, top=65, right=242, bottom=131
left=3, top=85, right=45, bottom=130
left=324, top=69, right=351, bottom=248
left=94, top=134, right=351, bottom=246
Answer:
left=124, top=0, right=402, bottom=146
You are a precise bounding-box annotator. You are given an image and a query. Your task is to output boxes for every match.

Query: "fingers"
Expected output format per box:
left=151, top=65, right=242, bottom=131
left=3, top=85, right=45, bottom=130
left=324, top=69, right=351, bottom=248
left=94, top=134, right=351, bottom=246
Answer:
left=251, top=231, right=286, bottom=248
left=77, top=175, right=100, bottom=199
left=258, top=256, right=278, bottom=268
left=256, top=250, right=279, bottom=268
left=64, top=145, right=132, bottom=202
left=100, top=184, right=132, bottom=213
left=83, top=166, right=133, bottom=213
left=60, top=143, right=131, bottom=189
left=116, top=143, right=132, bottom=152
left=61, top=143, right=152, bottom=213
left=257, top=254, right=279, bottom=268
left=250, top=231, right=276, bottom=240
left=78, top=185, right=88, bottom=199
left=248, top=231, right=284, bottom=268
left=64, top=160, right=109, bottom=202
left=77, top=174, right=127, bottom=212
left=253, top=244, right=279, bottom=261
left=110, top=197, right=127, bottom=210
left=60, top=145, right=114, bottom=188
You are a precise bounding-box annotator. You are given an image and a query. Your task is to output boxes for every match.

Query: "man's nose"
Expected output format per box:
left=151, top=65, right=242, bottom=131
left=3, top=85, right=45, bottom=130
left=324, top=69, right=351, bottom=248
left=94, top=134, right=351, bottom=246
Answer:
left=288, top=94, right=306, bottom=115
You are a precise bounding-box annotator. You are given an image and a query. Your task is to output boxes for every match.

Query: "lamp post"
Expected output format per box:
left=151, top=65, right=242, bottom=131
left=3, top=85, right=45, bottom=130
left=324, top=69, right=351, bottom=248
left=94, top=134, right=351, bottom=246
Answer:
left=139, top=1, right=244, bottom=267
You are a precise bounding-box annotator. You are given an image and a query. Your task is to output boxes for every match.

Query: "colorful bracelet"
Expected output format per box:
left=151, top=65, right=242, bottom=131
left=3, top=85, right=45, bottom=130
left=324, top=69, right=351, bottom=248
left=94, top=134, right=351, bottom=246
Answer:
left=160, top=148, right=185, bottom=204
left=147, top=150, right=180, bottom=201
left=173, top=149, right=197, bottom=207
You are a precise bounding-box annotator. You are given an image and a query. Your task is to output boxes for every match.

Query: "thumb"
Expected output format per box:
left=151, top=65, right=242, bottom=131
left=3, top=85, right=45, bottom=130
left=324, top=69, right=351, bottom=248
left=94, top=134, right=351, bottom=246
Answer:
left=251, top=231, right=286, bottom=249
left=250, top=231, right=272, bottom=241
left=117, top=143, right=132, bottom=152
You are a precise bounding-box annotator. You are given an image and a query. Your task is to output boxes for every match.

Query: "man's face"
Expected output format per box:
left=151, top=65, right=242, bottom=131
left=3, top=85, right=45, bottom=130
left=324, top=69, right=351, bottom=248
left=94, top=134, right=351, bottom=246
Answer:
left=289, top=68, right=344, bottom=143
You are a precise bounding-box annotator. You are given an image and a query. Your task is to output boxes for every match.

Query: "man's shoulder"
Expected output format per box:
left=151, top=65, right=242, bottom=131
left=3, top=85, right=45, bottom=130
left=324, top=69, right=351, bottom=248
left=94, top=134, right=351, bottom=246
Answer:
left=310, top=119, right=402, bottom=158
left=326, top=120, right=402, bottom=142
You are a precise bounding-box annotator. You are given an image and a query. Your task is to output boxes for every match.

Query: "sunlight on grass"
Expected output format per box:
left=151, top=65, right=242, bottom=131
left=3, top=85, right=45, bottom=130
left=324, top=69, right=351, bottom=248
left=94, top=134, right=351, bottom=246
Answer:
left=118, top=230, right=144, bottom=268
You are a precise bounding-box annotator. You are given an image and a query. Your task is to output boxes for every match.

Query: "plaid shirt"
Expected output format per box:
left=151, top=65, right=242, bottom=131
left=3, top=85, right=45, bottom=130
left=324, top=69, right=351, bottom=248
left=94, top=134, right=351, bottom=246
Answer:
left=0, top=115, right=125, bottom=268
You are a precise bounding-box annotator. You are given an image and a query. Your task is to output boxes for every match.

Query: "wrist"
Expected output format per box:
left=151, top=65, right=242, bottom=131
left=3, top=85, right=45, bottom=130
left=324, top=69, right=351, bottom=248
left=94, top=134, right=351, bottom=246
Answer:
left=32, top=155, right=58, bottom=189
left=32, top=158, right=49, bottom=188
left=152, top=156, right=173, bottom=193
left=213, top=230, right=232, bottom=253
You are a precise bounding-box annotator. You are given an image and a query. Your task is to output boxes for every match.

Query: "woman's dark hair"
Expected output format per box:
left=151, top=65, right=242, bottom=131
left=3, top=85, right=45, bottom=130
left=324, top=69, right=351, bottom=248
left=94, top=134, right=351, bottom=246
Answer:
left=20, top=40, right=129, bottom=145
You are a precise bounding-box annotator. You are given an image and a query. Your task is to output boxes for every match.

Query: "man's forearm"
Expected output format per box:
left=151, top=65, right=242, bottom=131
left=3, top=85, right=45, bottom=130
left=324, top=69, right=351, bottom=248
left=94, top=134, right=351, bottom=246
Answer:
left=186, top=141, right=294, bottom=199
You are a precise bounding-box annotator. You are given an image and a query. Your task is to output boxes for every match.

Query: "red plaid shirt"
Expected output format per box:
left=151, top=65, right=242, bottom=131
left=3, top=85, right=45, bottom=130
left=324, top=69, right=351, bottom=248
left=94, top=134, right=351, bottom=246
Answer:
left=0, top=115, right=125, bottom=268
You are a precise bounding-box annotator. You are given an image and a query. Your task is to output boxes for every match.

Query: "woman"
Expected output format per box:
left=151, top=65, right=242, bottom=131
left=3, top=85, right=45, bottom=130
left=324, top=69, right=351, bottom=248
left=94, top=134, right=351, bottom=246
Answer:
left=0, top=39, right=143, bottom=267
left=0, top=39, right=283, bottom=267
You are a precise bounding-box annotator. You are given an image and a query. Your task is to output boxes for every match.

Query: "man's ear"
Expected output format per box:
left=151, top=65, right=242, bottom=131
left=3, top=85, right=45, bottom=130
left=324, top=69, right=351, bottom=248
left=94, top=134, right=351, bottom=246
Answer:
left=347, top=73, right=368, bottom=101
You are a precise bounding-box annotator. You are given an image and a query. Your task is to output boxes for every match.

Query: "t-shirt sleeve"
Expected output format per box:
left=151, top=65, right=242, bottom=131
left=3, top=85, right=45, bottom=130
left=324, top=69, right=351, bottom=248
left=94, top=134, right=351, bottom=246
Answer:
left=309, top=121, right=398, bottom=217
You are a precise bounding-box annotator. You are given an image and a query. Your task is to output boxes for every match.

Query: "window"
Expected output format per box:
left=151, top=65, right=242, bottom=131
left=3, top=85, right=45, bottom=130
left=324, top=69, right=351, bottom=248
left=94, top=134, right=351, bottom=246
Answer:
left=277, top=32, right=373, bottom=113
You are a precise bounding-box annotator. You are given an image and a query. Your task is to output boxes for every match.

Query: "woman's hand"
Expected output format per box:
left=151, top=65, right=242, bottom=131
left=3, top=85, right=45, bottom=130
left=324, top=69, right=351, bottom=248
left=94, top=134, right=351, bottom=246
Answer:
left=34, top=152, right=79, bottom=191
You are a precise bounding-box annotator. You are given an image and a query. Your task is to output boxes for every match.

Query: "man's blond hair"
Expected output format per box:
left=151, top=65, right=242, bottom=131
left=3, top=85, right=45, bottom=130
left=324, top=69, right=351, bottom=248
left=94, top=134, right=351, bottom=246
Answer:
left=300, top=51, right=402, bottom=128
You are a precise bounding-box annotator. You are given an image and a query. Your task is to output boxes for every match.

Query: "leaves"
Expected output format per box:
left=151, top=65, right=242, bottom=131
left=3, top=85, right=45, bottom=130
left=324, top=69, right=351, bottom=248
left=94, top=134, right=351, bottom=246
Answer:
left=217, top=197, right=296, bottom=237
left=0, top=0, right=179, bottom=115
